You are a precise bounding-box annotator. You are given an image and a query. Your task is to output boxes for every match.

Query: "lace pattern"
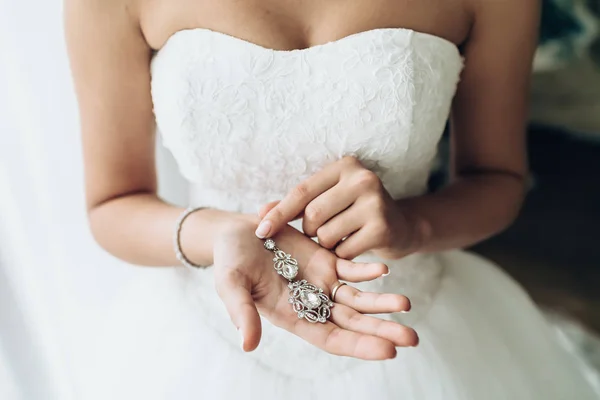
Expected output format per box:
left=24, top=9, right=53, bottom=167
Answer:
left=150, top=28, right=463, bottom=212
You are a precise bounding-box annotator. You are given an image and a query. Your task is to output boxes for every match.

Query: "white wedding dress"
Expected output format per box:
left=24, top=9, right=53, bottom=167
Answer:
left=86, top=28, right=600, bottom=399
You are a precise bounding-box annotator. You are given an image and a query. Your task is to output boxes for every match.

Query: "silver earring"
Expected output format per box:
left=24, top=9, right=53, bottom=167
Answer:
left=264, top=239, right=334, bottom=323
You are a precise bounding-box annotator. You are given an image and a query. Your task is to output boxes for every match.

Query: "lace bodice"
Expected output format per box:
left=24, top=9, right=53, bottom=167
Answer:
left=149, top=27, right=464, bottom=377
left=150, top=27, right=463, bottom=214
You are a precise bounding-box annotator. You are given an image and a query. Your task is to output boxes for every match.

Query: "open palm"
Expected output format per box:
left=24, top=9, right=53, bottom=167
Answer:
left=213, top=215, right=418, bottom=360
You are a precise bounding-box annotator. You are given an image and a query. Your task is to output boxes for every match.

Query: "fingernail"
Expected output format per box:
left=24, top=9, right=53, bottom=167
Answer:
left=381, top=267, right=391, bottom=277
left=238, top=327, right=245, bottom=351
left=401, top=300, right=412, bottom=313
left=413, top=335, right=420, bottom=347
left=255, top=220, right=271, bottom=238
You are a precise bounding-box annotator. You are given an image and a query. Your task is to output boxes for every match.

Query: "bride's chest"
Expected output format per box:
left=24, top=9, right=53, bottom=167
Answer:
left=149, top=28, right=462, bottom=199
left=153, top=32, right=415, bottom=151
left=141, top=0, right=468, bottom=52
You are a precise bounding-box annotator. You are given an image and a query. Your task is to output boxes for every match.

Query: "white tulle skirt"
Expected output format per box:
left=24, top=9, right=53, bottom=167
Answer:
left=82, top=250, right=599, bottom=400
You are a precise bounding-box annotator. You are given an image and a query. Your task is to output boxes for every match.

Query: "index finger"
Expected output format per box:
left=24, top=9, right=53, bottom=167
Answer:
left=255, top=164, right=341, bottom=238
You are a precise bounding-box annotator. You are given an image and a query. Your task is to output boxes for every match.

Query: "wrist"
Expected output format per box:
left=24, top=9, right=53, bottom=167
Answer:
left=180, top=208, right=255, bottom=267
left=394, top=200, right=432, bottom=255
left=408, top=211, right=432, bottom=254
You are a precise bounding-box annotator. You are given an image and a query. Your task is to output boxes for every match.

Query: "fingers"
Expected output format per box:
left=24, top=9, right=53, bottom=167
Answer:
left=313, top=202, right=363, bottom=249
left=289, top=318, right=397, bottom=360
left=215, top=270, right=262, bottom=352
left=333, top=227, right=376, bottom=260
left=330, top=303, right=419, bottom=347
left=301, top=185, right=358, bottom=237
left=335, top=258, right=389, bottom=282
left=255, top=166, right=340, bottom=239
left=334, top=284, right=411, bottom=314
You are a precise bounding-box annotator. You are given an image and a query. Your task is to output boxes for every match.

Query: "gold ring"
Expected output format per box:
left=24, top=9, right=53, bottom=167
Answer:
left=330, top=281, right=347, bottom=302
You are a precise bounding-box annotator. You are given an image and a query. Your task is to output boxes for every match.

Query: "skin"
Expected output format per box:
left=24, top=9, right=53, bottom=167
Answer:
left=64, top=0, right=540, bottom=359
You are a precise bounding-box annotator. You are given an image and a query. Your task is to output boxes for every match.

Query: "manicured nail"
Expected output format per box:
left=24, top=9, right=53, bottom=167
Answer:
left=401, top=301, right=411, bottom=313
left=238, top=327, right=245, bottom=351
left=413, top=335, right=420, bottom=347
left=255, top=220, right=271, bottom=238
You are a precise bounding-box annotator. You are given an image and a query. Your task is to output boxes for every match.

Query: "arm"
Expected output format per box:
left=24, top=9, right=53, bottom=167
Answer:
left=254, top=0, right=541, bottom=260
left=398, top=0, right=541, bottom=252
left=64, top=0, right=230, bottom=267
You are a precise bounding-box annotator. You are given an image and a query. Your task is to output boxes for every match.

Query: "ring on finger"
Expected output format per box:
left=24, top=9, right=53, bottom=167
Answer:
left=331, top=281, right=347, bottom=302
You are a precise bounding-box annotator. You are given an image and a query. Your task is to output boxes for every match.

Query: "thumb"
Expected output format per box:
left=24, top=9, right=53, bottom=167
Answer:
left=215, top=270, right=262, bottom=352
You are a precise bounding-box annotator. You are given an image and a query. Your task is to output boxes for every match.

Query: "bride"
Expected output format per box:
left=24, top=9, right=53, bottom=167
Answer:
left=64, top=0, right=598, bottom=398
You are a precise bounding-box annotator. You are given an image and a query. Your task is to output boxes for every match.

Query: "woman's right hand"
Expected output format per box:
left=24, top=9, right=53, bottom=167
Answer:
left=212, top=214, right=418, bottom=361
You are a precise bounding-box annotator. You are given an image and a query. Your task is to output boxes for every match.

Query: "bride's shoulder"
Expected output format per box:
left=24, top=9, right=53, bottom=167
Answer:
left=63, top=0, right=145, bottom=39
left=63, top=0, right=150, bottom=70
left=465, top=0, right=540, bottom=27
left=456, top=0, right=540, bottom=53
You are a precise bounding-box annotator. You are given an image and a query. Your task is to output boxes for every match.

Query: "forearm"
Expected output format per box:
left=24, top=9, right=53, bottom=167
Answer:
left=398, top=172, right=527, bottom=253
left=88, top=192, right=236, bottom=267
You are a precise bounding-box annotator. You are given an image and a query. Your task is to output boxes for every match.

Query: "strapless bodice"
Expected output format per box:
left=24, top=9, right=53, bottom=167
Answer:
left=150, top=27, right=463, bottom=214
left=148, top=28, right=464, bottom=376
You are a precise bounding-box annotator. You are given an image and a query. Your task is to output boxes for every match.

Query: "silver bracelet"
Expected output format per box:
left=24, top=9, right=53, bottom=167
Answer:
left=174, top=206, right=207, bottom=269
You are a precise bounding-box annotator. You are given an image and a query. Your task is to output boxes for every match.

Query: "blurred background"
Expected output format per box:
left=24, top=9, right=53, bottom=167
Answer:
left=1, top=0, right=599, bottom=399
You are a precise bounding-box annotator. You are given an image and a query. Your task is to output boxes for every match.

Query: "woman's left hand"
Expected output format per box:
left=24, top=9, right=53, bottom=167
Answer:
left=255, top=156, right=423, bottom=260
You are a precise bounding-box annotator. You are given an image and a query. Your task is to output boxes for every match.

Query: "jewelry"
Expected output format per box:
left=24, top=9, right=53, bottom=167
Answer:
left=174, top=207, right=207, bottom=269
left=330, top=281, right=347, bottom=302
left=264, top=238, right=334, bottom=323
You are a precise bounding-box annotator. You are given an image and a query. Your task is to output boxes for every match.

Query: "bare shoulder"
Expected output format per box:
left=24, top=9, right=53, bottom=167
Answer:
left=467, top=0, right=540, bottom=39
left=473, top=0, right=540, bottom=17
left=459, top=0, right=541, bottom=76
left=63, top=0, right=141, bottom=25
left=63, top=0, right=151, bottom=109
left=63, top=0, right=146, bottom=49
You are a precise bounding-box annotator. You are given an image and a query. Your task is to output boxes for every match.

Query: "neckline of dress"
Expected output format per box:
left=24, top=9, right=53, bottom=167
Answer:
left=156, top=26, right=461, bottom=56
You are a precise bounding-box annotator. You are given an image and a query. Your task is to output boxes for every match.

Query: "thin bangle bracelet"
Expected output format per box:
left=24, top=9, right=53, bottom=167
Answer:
left=174, top=206, right=207, bottom=269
